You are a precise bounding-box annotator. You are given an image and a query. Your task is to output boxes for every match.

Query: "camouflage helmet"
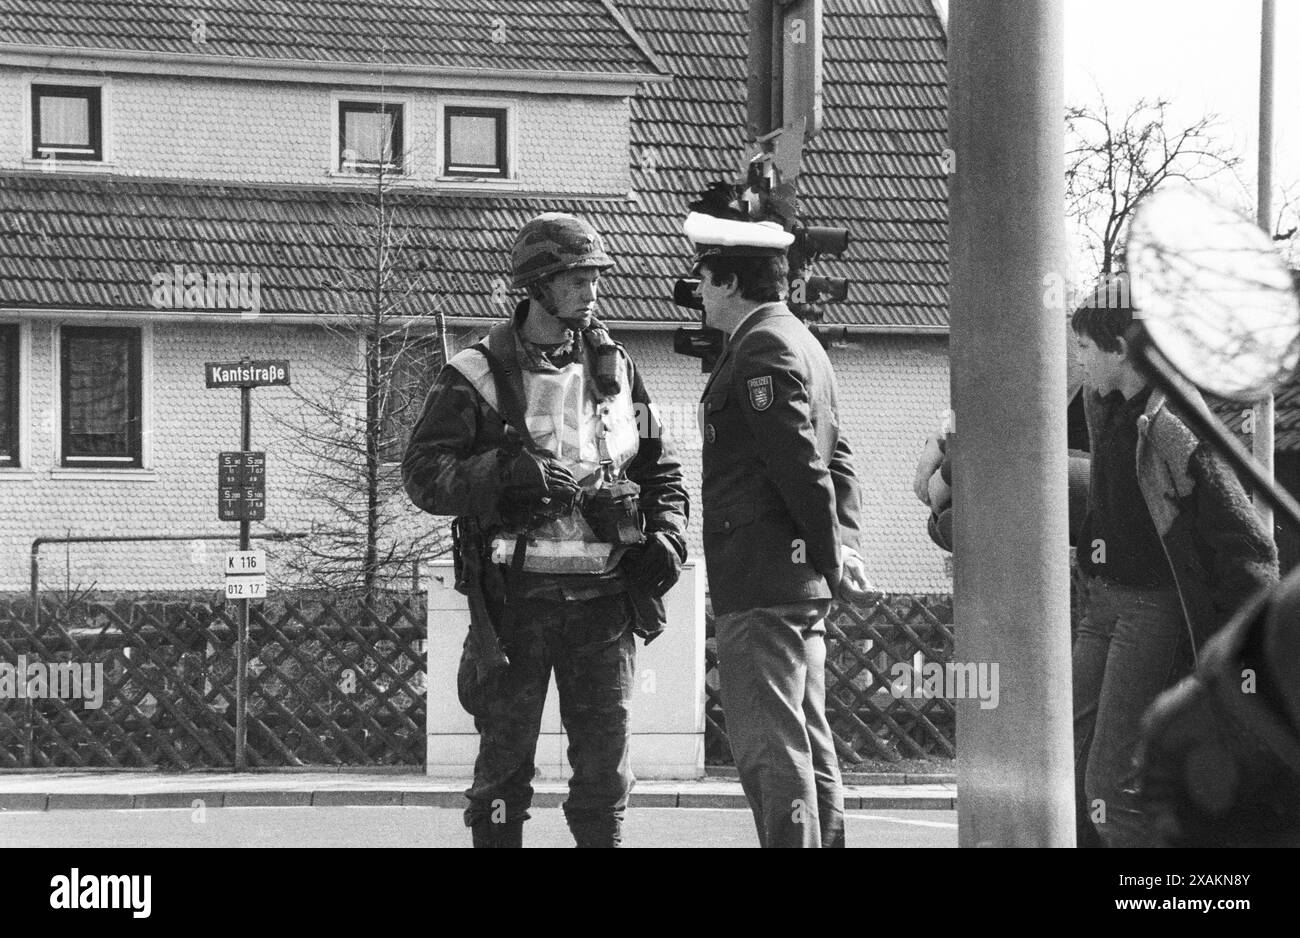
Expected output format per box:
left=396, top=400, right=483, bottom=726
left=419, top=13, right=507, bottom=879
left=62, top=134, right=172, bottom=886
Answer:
left=510, top=213, right=614, bottom=290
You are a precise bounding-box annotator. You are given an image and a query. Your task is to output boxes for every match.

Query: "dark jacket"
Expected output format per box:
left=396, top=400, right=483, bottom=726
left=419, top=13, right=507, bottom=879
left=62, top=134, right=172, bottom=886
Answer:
left=1083, top=386, right=1279, bottom=654
left=700, top=303, right=863, bottom=616
left=401, top=311, right=689, bottom=634
left=918, top=386, right=1277, bottom=653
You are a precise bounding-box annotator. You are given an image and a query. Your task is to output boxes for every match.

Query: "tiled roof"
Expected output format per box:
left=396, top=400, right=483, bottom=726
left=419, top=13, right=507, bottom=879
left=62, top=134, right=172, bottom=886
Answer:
left=0, top=0, right=950, bottom=329
left=0, top=0, right=662, bottom=76
left=618, top=0, right=949, bottom=329
left=0, top=173, right=652, bottom=319
left=1208, top=381, right=1300, bottom=454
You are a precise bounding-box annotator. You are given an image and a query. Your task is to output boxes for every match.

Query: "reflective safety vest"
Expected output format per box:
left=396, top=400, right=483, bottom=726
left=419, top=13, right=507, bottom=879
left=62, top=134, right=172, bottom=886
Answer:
left=447, top=325, right=641, bottom=574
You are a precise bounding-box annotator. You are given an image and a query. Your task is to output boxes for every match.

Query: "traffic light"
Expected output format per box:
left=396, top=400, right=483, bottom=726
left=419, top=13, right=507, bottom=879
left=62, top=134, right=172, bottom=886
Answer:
left=672, top=278, right=725, bottom=372
left=787, top=221, right=850, bottom=322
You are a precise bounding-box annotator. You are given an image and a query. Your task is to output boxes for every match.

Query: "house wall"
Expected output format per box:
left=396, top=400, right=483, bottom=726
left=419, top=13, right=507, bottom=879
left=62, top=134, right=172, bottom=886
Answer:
left=0, top=320, right=952, bottom=597
left=0, top=318, right=366, bottom=593
left=0, top=69, right=631, bottom=194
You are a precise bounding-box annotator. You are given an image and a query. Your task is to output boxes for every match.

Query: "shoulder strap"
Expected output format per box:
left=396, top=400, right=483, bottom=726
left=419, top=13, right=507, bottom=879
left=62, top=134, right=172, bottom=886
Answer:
left=479, top=323, right=539, bottom=453
left=579, top=324, right=626, bottom=400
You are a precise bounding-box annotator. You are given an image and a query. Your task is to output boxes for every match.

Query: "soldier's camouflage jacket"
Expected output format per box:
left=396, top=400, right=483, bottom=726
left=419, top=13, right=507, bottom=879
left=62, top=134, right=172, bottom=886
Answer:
left=402, top=306, right=689, bottom=623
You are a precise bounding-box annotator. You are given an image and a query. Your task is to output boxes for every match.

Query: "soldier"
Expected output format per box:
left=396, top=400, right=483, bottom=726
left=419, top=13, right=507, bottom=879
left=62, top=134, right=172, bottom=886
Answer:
left=684, top=210, right=875, bottom=848
left=403, top=212, right=689, bottom=848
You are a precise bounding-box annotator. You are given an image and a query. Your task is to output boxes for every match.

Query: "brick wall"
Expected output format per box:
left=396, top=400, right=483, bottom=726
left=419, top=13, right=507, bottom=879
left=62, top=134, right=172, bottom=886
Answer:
left=0, top=70, right=631, bottom=194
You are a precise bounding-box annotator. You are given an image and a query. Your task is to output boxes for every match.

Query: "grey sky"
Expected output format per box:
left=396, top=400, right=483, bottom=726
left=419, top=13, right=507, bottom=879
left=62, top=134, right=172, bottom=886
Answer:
left=1064, top=0, right=1298, bottom=211
left=936, top=1, right=1298, bottom=211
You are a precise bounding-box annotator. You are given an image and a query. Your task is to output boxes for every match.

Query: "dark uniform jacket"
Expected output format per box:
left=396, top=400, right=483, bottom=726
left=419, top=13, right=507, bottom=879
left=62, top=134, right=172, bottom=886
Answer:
left=700, top=302, right=864, bottom=616
left=401, top=308, right=689, bottom=630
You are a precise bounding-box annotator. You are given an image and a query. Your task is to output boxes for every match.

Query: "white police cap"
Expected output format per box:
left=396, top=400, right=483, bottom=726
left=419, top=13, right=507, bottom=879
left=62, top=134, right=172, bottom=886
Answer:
left=683, top=212, right=794, bottom=269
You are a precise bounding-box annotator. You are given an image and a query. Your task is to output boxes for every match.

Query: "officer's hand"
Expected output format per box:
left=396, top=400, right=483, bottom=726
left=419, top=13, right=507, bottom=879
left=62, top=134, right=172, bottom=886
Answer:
left=837, top=551, right=879, bottom=605
left=504, top=450, right=581, bottom=506
left=625, top=532, right=682, bottom=597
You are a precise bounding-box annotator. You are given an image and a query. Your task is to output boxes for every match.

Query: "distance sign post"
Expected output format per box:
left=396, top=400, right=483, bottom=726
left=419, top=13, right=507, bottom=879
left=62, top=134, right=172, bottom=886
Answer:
left=205, top=358, right=290, bottom=770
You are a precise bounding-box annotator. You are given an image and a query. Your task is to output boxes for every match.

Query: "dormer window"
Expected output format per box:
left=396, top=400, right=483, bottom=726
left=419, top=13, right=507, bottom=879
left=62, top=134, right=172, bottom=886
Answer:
left=32, top=84, right=102, bottom=161
left=443, top=106, right=508, bottom=178
left=338, top=101, right=405, bottom=174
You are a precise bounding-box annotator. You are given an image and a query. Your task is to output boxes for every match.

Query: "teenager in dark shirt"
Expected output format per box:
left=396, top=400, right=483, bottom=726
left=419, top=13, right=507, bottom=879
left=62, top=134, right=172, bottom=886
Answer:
left=1071, top=283, right=1277, bottom=847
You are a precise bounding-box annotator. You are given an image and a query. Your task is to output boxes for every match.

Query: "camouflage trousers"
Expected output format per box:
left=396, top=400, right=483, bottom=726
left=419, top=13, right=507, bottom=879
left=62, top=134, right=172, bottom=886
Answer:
left=459, top=590, right=636, bottom=846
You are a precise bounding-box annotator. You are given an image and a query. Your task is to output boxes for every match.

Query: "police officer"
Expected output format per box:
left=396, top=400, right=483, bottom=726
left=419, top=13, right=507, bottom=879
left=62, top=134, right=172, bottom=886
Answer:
left=403, top=213, right=689, bottom=848
left=686, top=210, right=875, bottom=848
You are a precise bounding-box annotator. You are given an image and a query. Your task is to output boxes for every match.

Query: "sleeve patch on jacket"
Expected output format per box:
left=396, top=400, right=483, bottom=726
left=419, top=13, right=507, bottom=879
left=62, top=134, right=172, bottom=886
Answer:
left=747, top=375, right=774, bottom=412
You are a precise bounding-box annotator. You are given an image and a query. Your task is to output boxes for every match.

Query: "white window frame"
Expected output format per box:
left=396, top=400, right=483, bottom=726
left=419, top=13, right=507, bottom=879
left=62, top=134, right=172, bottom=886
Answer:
left=22, top=75, right=114, bottom=171
left=435, top=96, right=520, bottom=190
left=0, top=320, right=32, bottom=478
left=50, top=322, right=156, bottom=480
left=329, top=90, right=413, bottom=180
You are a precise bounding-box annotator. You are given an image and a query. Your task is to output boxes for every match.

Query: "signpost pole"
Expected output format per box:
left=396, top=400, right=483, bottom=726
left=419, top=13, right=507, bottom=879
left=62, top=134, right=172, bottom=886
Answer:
left=236, top=378, right=251, bottom=771
left=206, top=356, right=286, bottom=771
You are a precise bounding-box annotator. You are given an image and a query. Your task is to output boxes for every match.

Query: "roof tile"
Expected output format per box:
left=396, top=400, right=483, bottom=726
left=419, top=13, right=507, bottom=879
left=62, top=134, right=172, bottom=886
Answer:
left=0, top=0, right=950, bottom=329
left=0, top=0, right=662, bottom=75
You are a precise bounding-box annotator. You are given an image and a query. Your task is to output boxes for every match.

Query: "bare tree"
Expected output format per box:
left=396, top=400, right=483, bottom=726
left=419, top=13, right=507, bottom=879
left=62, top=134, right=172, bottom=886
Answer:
left=1271, top=180, right=1300, bottom=268
left=1066, top=95, right=1244, bottom=276
left=272, top=121, right=451, bottom=600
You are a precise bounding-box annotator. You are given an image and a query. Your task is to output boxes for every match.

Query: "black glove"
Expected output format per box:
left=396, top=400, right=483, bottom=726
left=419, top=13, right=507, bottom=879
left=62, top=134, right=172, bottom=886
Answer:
left=624, top=532, right=682, bottom=597
left=502, top=450, right=581, bottom=509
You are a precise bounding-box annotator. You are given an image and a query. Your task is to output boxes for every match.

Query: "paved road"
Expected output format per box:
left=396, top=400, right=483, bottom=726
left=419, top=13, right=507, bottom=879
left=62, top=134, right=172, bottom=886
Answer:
left=0, top=806, right=956, bottom=848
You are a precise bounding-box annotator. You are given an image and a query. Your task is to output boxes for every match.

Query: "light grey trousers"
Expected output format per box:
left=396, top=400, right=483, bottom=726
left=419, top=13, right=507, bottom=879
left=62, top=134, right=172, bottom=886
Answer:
left=716, top=599, right=845, bottom=848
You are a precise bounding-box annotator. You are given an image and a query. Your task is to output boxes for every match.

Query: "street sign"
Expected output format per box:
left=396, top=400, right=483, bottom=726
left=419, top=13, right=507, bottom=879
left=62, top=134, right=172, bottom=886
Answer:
left=205, top=360, right=291, bottom=389
left=207, top=360, right=287, bottom=773
left=218, top=451, right=266, bottom=521
left=226, top=550, right=266, bottom=575
left=226, top=551, right=268, bottom=600
left=225, top=577, right=267, bottom=600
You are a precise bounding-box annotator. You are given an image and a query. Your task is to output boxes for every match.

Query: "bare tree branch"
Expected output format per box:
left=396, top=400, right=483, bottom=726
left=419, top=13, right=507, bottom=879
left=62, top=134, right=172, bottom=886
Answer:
left=1066, top=94, right=1244, bottom=277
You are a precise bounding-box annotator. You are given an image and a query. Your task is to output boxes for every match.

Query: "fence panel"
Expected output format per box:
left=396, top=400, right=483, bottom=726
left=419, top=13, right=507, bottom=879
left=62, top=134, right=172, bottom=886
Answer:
left=704, top=594, right=956, bottom=766
left=0, top=592, right=426, bottom=768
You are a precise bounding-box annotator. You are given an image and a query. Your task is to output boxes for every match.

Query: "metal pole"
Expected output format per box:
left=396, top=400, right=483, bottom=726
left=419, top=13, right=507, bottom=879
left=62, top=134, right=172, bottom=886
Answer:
left=1253, top=0, right=1276, bottom=532
left=949, top=0, right=1074, bottom=846
left=236, top=382, right=251, bottom=771
left=24, top=542, right=39, bottom=768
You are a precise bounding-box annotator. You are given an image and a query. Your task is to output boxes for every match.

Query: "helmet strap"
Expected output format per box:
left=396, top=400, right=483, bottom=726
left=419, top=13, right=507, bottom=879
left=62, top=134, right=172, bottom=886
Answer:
left=527, top=279, right=591, bottom=335
left=522, top=285, right=579, bottom=344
